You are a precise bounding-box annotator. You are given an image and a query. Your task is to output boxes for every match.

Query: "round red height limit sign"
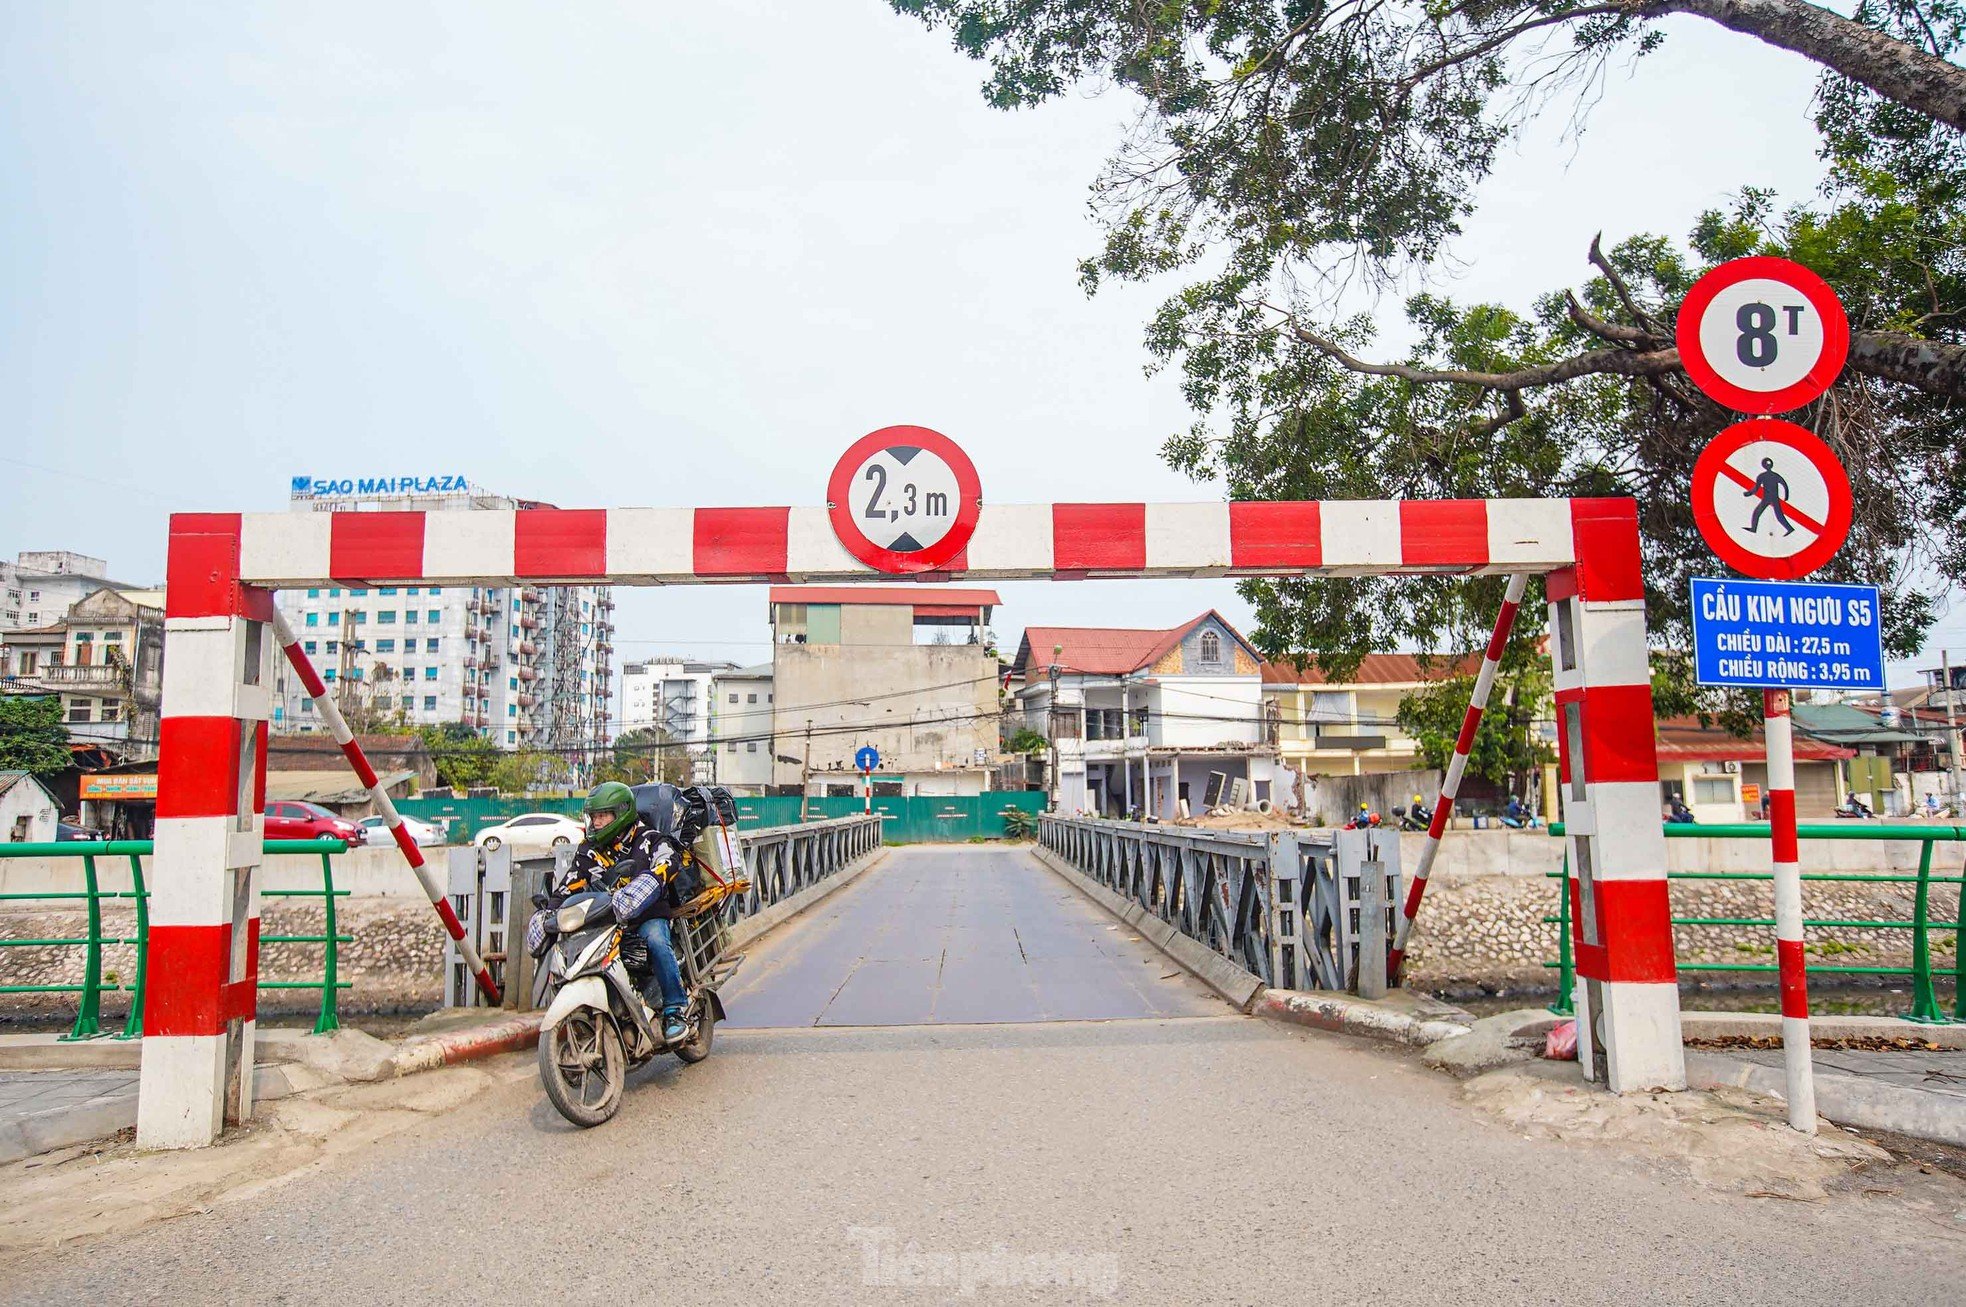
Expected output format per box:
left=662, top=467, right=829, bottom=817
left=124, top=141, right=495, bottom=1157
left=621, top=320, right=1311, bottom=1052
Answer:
left=1691, top=418, right=1852, bottom=580
left=1677, top=255, right=1849, bottom=414
left=827, top=426, right=981, bottom=574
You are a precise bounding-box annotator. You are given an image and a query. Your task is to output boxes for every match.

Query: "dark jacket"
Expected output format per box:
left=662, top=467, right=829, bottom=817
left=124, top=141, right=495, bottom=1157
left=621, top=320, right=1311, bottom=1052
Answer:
left=564, top=822, right=681, bottom=923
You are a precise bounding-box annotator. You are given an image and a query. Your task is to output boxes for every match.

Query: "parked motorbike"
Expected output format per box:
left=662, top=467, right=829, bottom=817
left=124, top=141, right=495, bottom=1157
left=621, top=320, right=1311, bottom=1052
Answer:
left=530, top=888, right=737, bottom=1127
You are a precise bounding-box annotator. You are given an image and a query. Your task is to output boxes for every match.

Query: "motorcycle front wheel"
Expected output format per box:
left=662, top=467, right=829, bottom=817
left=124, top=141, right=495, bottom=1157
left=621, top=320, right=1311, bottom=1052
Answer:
left=538, top=1009, right=626, bottom=1127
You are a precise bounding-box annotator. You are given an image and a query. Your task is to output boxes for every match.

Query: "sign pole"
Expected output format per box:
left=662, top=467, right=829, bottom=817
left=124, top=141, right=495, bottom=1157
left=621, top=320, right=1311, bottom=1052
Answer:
left=1944, top=650, right=1963, bottom=814
left=1762, top=688, right=1816, bottom=1133
left=863, top=767, right=871, bottom=815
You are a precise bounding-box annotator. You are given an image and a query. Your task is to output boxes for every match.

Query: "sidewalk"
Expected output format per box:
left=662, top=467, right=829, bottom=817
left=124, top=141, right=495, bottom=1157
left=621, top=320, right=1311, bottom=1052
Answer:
left=0, top=1070, right=140, bottom=1164
left=0, top=1012, right=542, bottom=1165
left=1687, top=1044, right=1966, bottom=1147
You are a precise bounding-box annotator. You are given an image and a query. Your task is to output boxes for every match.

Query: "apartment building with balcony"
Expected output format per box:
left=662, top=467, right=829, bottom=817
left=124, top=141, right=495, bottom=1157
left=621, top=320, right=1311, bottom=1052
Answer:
left=1259, top=654, right=1484, bottom=779
left=0, top=586, right=165, bottom=753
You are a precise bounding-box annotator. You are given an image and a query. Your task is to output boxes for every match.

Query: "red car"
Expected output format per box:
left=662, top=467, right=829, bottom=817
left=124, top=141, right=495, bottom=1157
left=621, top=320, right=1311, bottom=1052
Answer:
left=262, top=800, right=367, bottom=845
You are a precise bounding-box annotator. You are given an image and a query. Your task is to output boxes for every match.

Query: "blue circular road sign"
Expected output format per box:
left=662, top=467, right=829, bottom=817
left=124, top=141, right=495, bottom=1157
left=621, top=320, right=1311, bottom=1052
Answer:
left=855, top=746, right=880, bottom=773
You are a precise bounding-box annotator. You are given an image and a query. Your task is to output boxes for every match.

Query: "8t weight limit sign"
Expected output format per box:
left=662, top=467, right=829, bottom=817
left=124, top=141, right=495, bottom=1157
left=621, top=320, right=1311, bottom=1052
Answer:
left=1677, top=255, right=1849, bottom=414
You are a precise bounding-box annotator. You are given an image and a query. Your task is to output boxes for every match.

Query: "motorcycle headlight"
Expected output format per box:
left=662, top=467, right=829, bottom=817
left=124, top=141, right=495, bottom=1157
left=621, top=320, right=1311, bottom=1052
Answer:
left=557, top=901, right=591, bottom=933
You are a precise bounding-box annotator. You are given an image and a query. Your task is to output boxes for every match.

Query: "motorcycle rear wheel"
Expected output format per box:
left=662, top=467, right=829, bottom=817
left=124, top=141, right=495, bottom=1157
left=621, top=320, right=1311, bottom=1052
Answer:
left=673, top=1000, right=715, bottom=1064
left=539, top=1009, right=626, bottom=1127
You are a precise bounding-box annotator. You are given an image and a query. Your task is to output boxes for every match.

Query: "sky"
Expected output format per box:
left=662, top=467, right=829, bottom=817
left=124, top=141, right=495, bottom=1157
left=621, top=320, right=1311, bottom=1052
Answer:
left=2, top=2, right=1953, bottom=686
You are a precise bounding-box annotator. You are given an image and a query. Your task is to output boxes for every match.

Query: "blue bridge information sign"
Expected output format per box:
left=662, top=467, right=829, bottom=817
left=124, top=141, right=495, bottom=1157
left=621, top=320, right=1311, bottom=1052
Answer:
left=1689, top=577, right=1885, bottom=689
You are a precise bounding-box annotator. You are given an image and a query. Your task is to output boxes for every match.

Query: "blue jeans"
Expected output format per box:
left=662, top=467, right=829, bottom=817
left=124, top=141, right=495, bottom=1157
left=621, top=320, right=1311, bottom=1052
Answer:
left=634, top=917, right=686, bottom=1011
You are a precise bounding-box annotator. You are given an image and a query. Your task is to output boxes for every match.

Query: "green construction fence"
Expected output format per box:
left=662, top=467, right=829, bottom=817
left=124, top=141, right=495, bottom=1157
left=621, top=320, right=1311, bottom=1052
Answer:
left=396, top=790, right=1047, bottom=845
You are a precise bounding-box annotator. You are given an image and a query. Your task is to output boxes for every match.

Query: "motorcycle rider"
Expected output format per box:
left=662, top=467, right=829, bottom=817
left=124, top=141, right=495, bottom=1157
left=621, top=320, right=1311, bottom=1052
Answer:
left=571, top=781, right=690, bottom=1044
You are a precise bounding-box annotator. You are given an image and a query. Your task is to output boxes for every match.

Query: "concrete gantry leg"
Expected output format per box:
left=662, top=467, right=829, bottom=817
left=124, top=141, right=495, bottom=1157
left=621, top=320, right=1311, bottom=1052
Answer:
left=137, top=514, right=274, bottom=1149
left=1547, top=500, right=1685, bottom=1093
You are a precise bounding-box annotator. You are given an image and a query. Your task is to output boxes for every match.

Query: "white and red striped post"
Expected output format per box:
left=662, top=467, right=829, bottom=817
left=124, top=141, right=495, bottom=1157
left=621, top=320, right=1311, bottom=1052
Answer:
left=1388, top=572, right=1528, bottom=983
left=269, top=610, right=502, bottom=1005
left=1763, top=688, right=1817, bottom=1132
left=139, top=514, right=273, bottom=1149
left=1549, top=500, right=1684, bottom=1092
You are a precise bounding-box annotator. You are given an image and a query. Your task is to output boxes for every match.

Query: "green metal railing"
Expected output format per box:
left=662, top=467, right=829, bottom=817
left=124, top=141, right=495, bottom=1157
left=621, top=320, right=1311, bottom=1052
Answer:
left=0, top=839, right=353, bottom=1038
left=1545, top=823, right=1966, bottom=1023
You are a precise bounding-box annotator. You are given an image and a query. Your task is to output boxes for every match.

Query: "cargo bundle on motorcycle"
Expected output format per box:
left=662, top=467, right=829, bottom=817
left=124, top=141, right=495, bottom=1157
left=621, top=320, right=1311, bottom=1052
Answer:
left=524, top=781, right=749, bottom=1127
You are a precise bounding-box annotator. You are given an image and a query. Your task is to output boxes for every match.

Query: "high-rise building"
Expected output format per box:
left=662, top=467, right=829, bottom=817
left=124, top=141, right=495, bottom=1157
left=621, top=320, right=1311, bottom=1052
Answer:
left=269, top=481, right=613, bottom=773
left=621, top=658, right=737, bottom=747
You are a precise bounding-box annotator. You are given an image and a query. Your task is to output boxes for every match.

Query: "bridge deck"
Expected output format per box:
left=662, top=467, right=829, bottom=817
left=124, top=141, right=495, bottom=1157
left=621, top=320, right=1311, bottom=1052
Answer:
left=721, top=844, right=1224, bottom=1027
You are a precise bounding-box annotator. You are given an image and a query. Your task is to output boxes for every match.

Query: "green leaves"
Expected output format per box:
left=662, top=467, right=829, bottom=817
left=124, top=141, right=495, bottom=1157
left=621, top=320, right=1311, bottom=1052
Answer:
left=0, top=696, right=72, bottom=777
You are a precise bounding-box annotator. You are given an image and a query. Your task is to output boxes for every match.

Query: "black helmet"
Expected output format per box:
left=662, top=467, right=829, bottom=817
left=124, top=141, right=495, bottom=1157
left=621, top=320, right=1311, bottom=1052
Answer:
left=631, top=782, right=685, bottom=840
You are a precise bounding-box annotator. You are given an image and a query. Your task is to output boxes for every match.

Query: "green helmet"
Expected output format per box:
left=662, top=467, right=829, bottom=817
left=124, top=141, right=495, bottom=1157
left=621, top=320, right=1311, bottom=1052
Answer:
left=583, top=781, right=637, bottom=846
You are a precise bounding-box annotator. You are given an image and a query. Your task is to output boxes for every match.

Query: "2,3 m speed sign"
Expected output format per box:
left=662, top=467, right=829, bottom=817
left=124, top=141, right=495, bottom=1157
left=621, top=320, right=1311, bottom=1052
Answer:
left=827, top=425, right=982, bottom=574
left=1676, top=255, right=1849, bottom=413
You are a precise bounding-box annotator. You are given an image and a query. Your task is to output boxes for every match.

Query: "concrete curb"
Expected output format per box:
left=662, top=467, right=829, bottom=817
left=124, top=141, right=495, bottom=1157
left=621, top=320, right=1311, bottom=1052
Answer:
left=388, top=1013, right=544, bottom=1077
left=1681, top=1011, right=1966, bottom=1049
left=726, top=847, right=889, bottom=953
left=1252, top=989, right=1475, bottom=1048
left=1028, top=845, right=1267, bottom=1010
left=0, top=1093, right=137, bottom=1165
left=1685, top=1049, right=1966, bottom=1148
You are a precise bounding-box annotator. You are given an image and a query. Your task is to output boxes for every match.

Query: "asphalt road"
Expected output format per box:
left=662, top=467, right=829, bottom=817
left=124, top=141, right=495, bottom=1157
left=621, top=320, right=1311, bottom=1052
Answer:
left=7, top=848, right=1961, bottom=1304
left=720, top=844, right=1224, bottom=1026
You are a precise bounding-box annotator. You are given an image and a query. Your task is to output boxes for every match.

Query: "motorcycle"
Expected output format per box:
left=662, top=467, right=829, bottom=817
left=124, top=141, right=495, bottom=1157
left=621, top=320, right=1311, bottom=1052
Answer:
left=530, top=885, right=742, bottom=1127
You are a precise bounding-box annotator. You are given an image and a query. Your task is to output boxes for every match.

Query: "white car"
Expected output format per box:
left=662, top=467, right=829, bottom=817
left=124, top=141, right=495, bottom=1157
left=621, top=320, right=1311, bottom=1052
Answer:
left=356, top=815, right=446, bottom=847
left=474, top=812, right=583, bottom=855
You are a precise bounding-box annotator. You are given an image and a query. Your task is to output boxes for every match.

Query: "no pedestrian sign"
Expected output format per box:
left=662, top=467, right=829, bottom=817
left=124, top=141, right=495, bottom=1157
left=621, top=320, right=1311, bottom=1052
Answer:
left=1690, top=418, right=1852, bottom=580
left=1689, top=577, right=1884, bottom=690
left=828, top=426, right=982, bottom=575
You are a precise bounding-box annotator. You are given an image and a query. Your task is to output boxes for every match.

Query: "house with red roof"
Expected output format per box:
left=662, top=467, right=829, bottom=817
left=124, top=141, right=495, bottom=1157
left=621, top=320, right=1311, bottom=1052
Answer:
left=1008, top=611, right=1287, bottom=817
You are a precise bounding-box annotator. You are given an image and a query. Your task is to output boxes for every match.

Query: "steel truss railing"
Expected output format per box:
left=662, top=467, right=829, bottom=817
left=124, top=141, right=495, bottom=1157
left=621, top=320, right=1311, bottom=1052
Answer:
left=733, top=814, right=884, bottom=919
left=1038, top=815, right=1401, bottom=994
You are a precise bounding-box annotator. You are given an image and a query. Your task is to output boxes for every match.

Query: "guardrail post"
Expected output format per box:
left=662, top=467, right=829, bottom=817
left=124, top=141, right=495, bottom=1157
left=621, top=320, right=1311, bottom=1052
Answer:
left=1906, top=841, right=1942, bottom=1023
left=64, top=853, right=106, bottom=1041
left=1955, top=851, right=1966, bottom=1023
left=1356, top=846, right=1388, bottom=1001
left=120, top=851, right=149, bottom=1040
left=1264, top=831, right=1302, bottom=990
left=313, top=851, right=342, bottom=1035
left=1548, top=853, right=1575, bottom=1017
left=139, top=516, right=274, bottom=1149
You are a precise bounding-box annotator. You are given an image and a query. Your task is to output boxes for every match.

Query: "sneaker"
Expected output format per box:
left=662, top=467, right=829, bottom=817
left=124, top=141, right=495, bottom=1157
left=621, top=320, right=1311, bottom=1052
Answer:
left=661, top=1007, right=688, bottom=1044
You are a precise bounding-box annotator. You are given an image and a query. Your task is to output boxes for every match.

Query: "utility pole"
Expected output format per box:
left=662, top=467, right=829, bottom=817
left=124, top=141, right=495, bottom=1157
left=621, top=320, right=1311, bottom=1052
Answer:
left=1047, top=648, right=1063, bottom=813
left=1945, top=651, right=1963, bottom=813
left=800, top=717, right=813, bottom=821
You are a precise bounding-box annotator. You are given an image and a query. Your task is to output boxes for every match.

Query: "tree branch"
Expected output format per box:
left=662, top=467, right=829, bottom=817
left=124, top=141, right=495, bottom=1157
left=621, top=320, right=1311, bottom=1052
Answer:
left=1285, top=315, right=1966, bottom=401
left=1279, top=315, right=1680, bottom=389
left=1563, top=290, right=1664, bottom=347
left=1660, top=0, right=1966, bottom=131
left=1586, top=232, right=1670, bottom=338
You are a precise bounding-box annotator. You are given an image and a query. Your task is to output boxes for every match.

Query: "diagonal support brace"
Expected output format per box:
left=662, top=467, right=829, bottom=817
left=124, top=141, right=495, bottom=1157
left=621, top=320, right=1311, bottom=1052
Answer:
left=1387, top=572, right=1528, bottom=985
left=270, top=610, right=502, bottom=1004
